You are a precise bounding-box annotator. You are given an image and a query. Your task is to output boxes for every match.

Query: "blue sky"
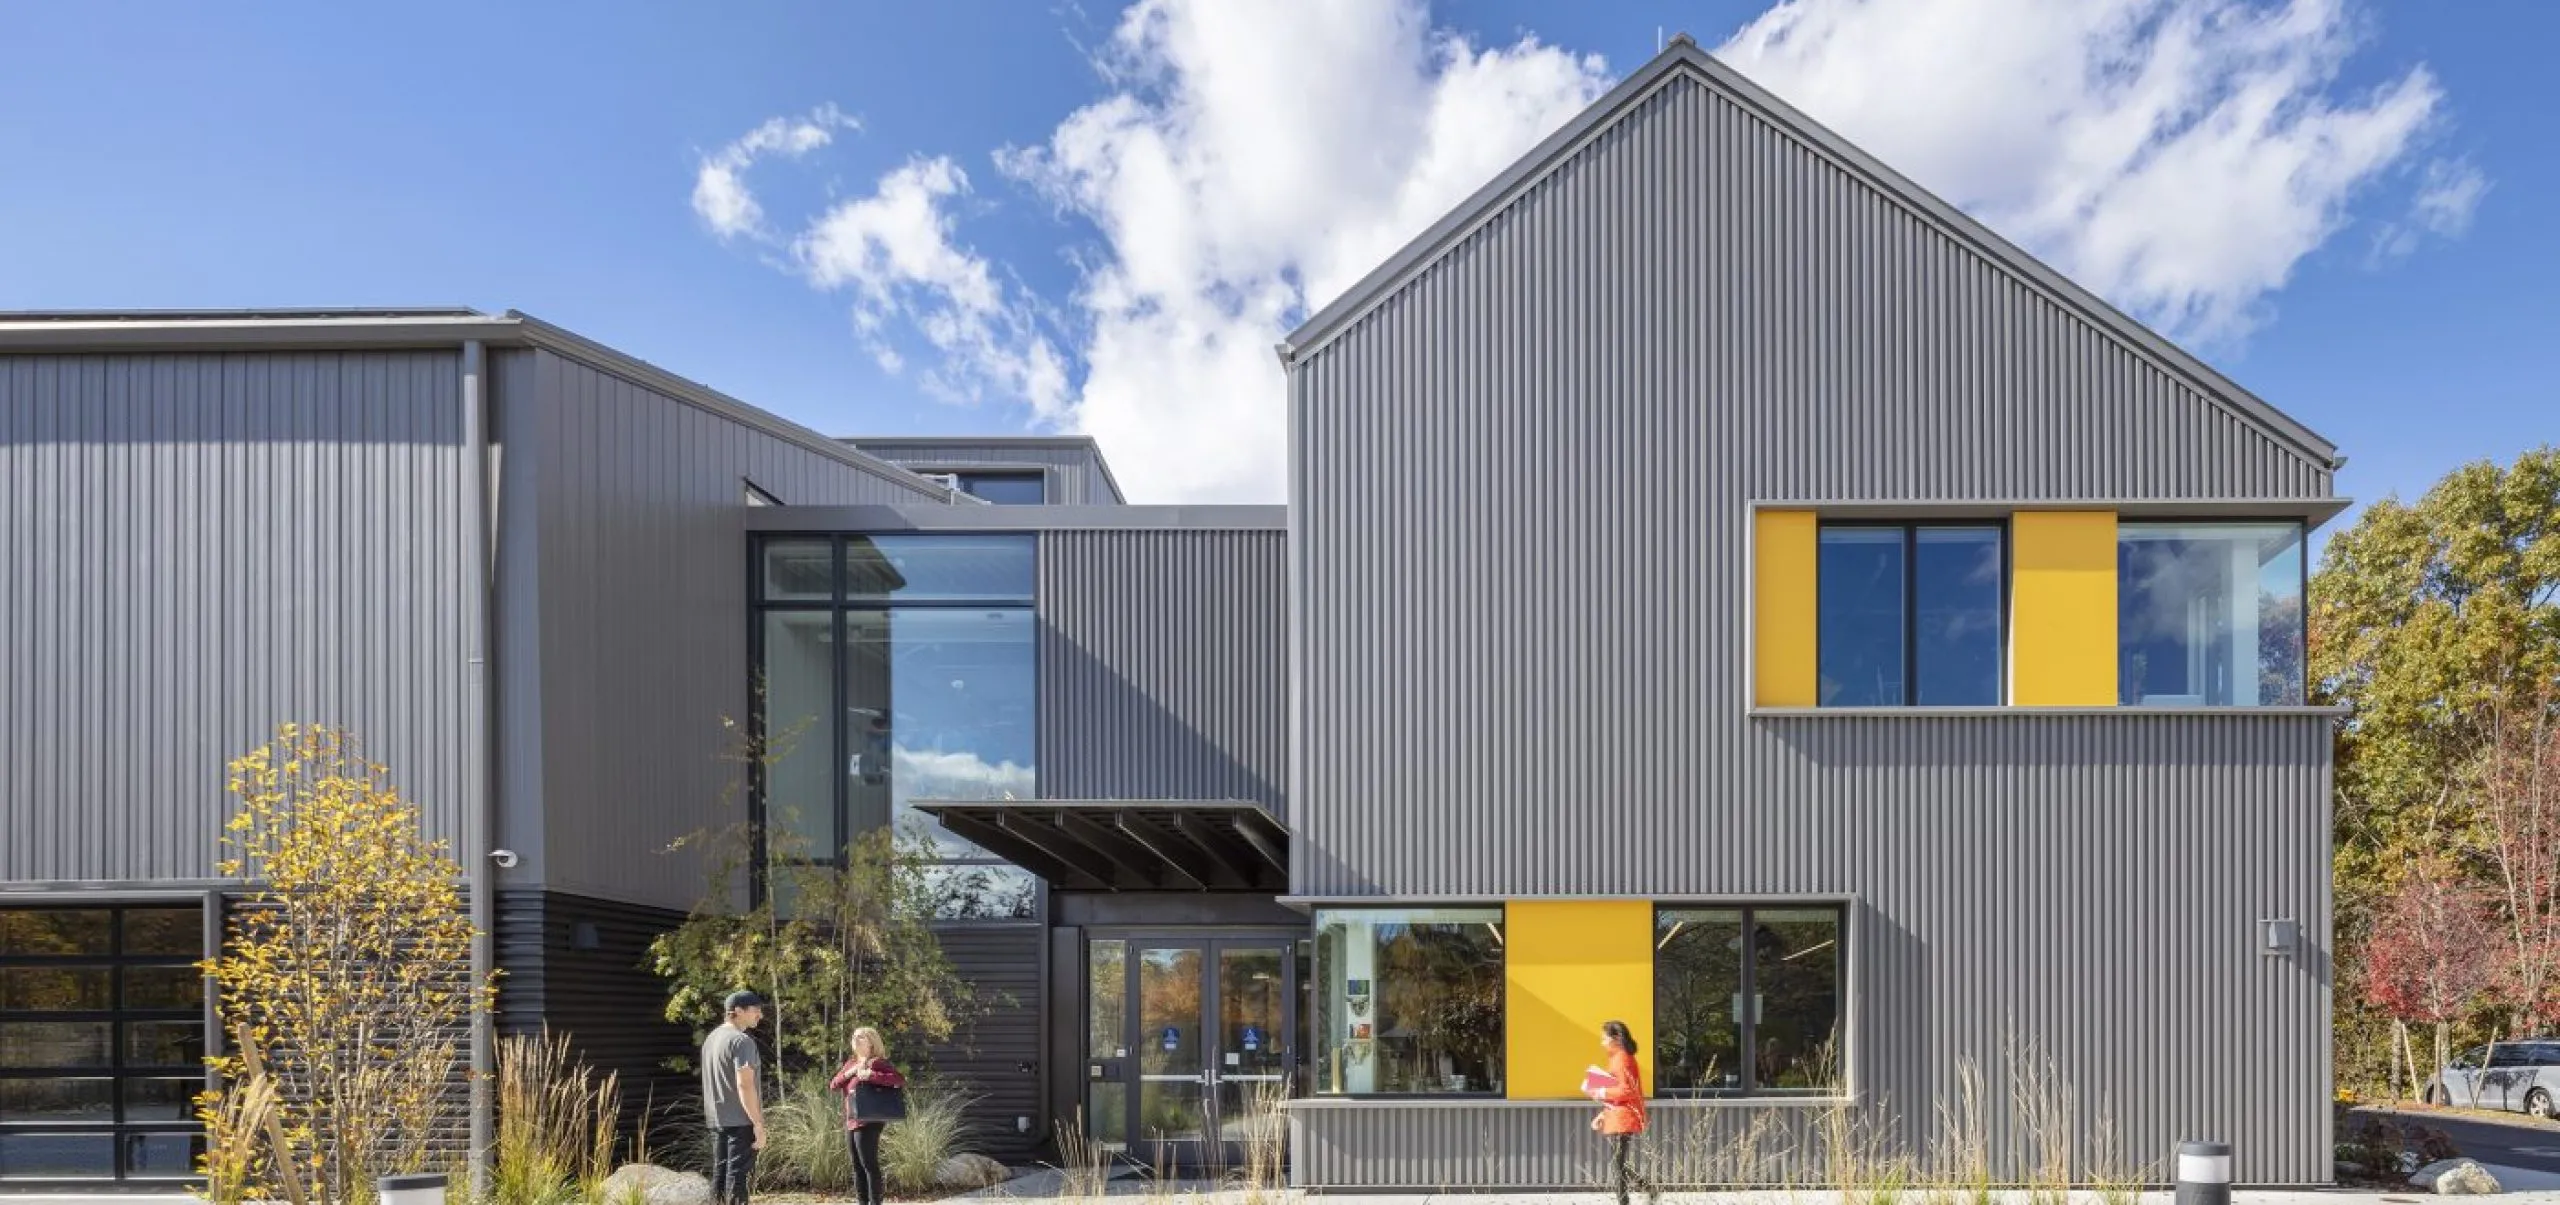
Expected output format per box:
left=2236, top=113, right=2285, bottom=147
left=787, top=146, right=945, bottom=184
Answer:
left=2, top=0, right=2551, bottom=515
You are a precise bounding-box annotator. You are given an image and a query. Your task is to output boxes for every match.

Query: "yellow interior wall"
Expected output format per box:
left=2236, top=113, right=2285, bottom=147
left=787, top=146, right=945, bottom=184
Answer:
left=2011, top=510, right=2119, bottom=706
left=1503, top=900, right=1654, bottom=1100
left=1753, top=510, right=1818, bottom=707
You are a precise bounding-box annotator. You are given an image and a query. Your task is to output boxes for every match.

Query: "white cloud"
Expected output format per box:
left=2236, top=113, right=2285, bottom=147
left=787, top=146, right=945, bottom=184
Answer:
left=792, top=157, right=1073, bottom=415
left=997, top=0, right=1609, bottom=502
left=692, top=104, right=859, bottom=242
left=1716, top=0, right=2451, bottom=342
left=700, top=0, right=2474, bottom=503
left=2371, top=157, right=2489, bottom=262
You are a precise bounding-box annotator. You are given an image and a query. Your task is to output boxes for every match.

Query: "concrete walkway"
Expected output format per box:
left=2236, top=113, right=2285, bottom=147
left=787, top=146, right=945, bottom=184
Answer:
left=954, top=1171, right=2560, bottom=1202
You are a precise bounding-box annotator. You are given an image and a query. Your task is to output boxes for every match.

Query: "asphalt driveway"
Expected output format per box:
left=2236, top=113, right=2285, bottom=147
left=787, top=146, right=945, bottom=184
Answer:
left=2353, top=1103, right=2560, bottom=1187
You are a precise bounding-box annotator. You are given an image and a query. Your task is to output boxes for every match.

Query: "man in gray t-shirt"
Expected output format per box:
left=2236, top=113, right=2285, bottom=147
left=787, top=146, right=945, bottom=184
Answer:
left=702, top=991, right=767, bottom=1205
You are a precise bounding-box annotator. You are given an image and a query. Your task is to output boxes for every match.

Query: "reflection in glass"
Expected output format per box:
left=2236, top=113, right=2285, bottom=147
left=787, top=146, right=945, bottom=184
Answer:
left=761, top=611, right=838, bottom=863
left=1085, top=941, right=1128, bottom=1148
left=845, top=535, right=1035, bottom=603
left=1654, top=910, right=1744, bottom=1096
left=1136, top=948, right=1205, bottom=1143
left=2118, top=523, right=2305, bottom=706
left=1913, top=527, right=2003, bottom=705
left=1313, top=909, right=1504, bottom=1096
left=0, top=1021, right=112, bottom=1068
left=920, top=864, right=1039, bottom=921
left=1753, top=911, right=1843, bottom=1092
left=0, top=910, right=110, bottom=956
left=125, top=1133, right=202, bottom=1179
left=0, top=1077, right=113, bottom=1120
left=1819, top=529, right=1906, bottom=706
left=846, top=609, right=1036, bottom=857
left=121, top=967, right=204, bottom=1012
left=121, top=1078, right=202, bottom=1122
left=0, top=1132, right=114, bottom=1178
left=0, top=967, right=109, bottom=1012
left=761, top=540, right=834, bottom=602
left=124, top=1021, right=204, bottom=1069
left=119, top=910, right=201, bottom=957
left=957, top=473, right=1045, bottom=505
left=1216, top=948, right=1287, bottom=1143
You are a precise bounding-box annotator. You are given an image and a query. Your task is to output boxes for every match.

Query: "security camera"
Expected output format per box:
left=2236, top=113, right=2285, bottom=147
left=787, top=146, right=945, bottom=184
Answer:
left=490, top=849, right=521, bottom=869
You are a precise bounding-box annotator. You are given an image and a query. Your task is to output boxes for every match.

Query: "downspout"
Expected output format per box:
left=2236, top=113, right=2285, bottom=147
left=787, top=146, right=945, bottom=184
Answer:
left=460, top=340, right=497, bottom=1193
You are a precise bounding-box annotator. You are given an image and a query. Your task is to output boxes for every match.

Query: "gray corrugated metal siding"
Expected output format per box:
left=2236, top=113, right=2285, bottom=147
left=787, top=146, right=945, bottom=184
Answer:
left=1288, top=71, right=2335, bottom=1185
left=2, top=351, right=474, bottom=881
left=1036, top=529, right=1287, bottom=816
left=515, top=350, right=962, bottom=912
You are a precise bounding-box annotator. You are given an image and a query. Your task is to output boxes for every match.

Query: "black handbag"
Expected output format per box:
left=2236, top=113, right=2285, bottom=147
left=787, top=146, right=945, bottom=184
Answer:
left=851, top=1076, right=907, bottom=1122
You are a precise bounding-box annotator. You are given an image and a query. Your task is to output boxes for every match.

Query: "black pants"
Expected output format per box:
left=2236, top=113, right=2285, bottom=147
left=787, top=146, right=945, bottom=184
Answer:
left=1609, top=1134, right=1654, bottom=1205
left=846, top=1125, right=885, bottom=1205
left=712, top=1124, right=758, bottom=1205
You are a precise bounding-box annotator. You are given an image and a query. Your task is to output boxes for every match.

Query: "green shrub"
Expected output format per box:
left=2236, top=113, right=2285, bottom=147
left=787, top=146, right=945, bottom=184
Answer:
left=880, top=1083, right=986, bottom=1197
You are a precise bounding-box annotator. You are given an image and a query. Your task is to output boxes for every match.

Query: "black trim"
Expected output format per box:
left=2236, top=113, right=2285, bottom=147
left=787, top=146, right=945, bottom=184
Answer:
left=922, top=803, right=1290, bottom=893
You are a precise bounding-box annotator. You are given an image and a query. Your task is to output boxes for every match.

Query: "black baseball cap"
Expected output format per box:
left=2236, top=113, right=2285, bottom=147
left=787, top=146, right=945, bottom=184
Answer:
left=723, top=990, right=768, bottom=1013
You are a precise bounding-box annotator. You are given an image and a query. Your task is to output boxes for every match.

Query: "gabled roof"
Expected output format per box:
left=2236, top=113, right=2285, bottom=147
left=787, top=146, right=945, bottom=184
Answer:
left=1278, top=36, right=2341, bottom=471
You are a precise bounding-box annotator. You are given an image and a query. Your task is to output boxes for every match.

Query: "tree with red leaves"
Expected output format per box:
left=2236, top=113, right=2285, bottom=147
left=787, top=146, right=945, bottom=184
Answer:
left=2361, top=857, right=2498, bottom=1102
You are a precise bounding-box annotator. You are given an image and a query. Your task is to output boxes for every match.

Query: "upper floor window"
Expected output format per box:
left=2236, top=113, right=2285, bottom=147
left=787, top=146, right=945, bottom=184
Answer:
left=2117, top=522, right=2304, bottom=707
left=1817, top=525, right=2004, bottom=706
left=955, top=472, right=1044, bottom=505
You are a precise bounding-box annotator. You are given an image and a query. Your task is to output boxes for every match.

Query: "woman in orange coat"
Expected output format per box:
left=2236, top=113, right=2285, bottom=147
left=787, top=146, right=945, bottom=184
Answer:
left=1587, top=1020, right=1653, bottom=1205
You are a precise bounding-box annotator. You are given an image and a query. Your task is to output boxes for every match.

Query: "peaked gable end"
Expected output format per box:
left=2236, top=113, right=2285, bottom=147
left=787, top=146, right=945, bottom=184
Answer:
left=1287, top=51, right=2338, bottom=502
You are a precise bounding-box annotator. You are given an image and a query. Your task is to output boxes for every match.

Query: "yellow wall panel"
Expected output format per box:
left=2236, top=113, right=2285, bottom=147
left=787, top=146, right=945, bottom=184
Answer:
left=1753, top=510, right=1817, bottom=707
left=2012, top=510, right=2119, bottom=705
left=1503, top=900, right=1654, bottom=1100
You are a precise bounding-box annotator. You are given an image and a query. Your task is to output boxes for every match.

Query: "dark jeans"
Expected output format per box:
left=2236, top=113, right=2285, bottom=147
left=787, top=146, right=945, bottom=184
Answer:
left=713, top=1124, right=758, bottom=1205
left=1609, top=1134, right=1655, bottom=1205
left=846, top=1125, right=885, bottom=1205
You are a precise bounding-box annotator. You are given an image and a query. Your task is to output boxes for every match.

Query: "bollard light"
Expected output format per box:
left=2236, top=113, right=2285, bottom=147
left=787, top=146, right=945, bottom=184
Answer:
left=379, top=1173, right=448, bottom=1205
left=2174, top=1140, right=2231, bottom=1205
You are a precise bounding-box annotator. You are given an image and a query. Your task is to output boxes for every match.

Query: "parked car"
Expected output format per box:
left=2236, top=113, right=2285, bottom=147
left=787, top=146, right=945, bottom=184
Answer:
left=2427, top=1040, right=2560, bottom=1118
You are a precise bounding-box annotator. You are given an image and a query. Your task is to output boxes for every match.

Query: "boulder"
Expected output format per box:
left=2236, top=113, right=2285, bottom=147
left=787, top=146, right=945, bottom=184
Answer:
left=601, top=1163, right=713, bottom=1205
left=935, top=1153, right=1010, bottom=1190
left=2410, top=1158, right=2502, bottom=1195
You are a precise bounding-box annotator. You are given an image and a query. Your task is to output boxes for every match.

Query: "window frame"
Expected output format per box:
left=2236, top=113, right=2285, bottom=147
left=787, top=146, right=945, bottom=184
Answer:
left=0, top=904, right=207, bottom=1183
left=1308, top=905, right=1509, bottom=1100
left=748, top=534, right=1042, bottom=922
left=2112, top=518, right=2309, bottom=708
left=1814, top=520, right=2010, bottom=708
left=1651, top=902, right=1849, bottom=1100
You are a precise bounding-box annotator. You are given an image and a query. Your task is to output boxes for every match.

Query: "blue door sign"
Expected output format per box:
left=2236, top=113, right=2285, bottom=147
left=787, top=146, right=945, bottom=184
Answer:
left=1241, top=1026, right=1262, bottom=1052
left=1161, top=1026, right=1180, bottom=1051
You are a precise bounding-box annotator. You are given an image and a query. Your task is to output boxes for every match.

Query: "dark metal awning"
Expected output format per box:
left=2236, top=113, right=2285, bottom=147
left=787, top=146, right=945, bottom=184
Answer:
left=913, top=799, right=1288, bottom=893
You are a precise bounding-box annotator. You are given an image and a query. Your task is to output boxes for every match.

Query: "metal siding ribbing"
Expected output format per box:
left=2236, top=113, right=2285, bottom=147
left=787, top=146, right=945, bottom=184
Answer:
left=932, top=923, right=1046, bottom=1160
left=1290, top=74, right=2335, bottom=1185
left=1, top=351, right=472, bottom=882
left=1036, top=530, right=1286, bottom=815
left=852, top=440, right=1121, bottom=505
left=521, top=350, right=958, bottom=912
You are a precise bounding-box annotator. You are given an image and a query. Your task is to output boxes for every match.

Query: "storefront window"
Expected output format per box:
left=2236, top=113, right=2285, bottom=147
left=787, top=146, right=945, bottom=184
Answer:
left=1312, top=908, right=1504, bottom=1096
left=0, top=906, right=205, bottom=1181
left=1655, top=905, right=1843, bottom=1096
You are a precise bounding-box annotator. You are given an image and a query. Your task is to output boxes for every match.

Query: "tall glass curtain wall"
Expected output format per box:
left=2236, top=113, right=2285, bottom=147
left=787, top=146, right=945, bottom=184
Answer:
left=1818, top=525, right=2004, bottom=707
left=0, top=906, right=206, bottom=1181
left=2117, top=523, right=2305, bottom=706
left=756, top=535, right=1039, bottom=919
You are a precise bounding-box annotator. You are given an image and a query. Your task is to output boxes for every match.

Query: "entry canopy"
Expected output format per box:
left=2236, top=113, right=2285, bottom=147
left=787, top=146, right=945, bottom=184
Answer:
left=914, top=799, right=1288, bottom=893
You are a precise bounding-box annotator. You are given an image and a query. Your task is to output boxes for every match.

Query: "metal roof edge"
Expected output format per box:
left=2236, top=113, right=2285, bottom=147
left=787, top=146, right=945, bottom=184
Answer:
left=0, top=310, right=529, bottom=352
left=845, top=433, right=1133, bottom=503
left=1281, top=42, right=2343, bottom=471
left=502, top=311, right=955, bottom=502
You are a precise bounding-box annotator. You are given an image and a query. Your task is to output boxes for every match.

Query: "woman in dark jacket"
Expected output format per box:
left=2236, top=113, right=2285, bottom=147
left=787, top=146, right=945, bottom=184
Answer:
left=829, top=1027, right=905, bottom=1205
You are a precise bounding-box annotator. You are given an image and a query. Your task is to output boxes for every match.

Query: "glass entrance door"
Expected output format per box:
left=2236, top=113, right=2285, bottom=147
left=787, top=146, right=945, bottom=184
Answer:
left=1084, top=937, right=1295, bottom=1171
